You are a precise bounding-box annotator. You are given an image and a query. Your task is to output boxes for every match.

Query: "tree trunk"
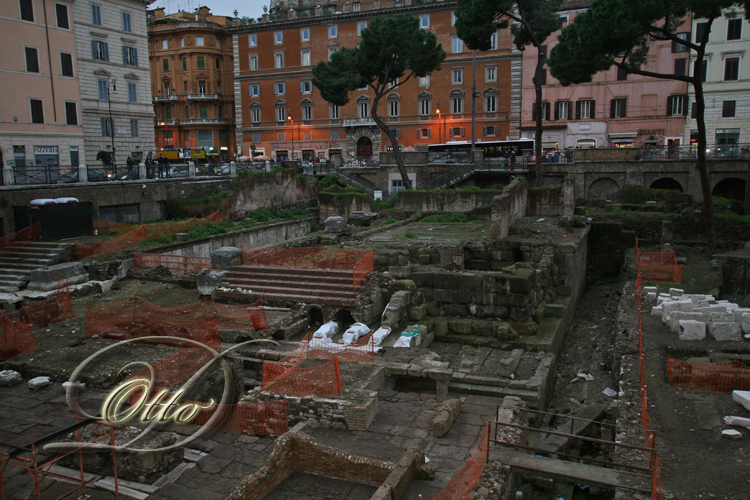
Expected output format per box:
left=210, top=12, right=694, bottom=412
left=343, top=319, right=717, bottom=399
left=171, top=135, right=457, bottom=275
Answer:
left=533, top=48, right=546, bottom=187
left=693, top=77, right=716, bottom=254
left=371, top=94, right=412, bottom=190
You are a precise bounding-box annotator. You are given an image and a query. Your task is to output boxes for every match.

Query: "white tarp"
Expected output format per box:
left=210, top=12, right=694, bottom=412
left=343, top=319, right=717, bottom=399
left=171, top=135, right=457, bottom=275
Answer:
left=313, top=321, right=339, bottom=341
left=372, top=326, right=391, bottom=346
left=342, top=322, right=370, bottom=344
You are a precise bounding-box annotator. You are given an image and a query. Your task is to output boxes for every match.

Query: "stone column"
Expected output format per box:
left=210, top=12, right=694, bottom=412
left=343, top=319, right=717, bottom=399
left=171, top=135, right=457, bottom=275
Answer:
left=2, top=164, right=14, bottom=185
left=78, top=164, right=88, bottom=183
left=188, top=161, right=196, bottom=177
left=139, top=162, right=147, bottom=180
left=229, top=161, right=236, bottom=176
left=563, top=176, right=575, bottom=217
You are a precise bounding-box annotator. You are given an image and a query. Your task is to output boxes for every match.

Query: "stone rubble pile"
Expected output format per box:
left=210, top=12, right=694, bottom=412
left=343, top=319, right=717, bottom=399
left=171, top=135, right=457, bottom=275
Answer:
left=647, top=287, right=750, bottom=342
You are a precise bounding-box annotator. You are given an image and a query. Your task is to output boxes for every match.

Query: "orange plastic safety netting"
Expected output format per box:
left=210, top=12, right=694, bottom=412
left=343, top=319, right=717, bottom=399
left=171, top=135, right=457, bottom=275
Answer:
left=241, top=246, right=373, bottom=289
left=303, top=331, right=375, bottom=363
left=142, top=211, right=222, bottom=241
left=635, top=237, right=682, bottom=284
left=0, top=311, right=39, bottom=361
left=667, top=359, right=750, bottom=392
left=86, top=297, right=267, bottom=337
left=262, top=358, right=341, bottom=398
left=20, top=281, right=72, bottom=329
left=134, top=253, right=214, bottom=273
left=190, top=401, right=288, bottom=435
left=433, top=423, right=490, bottom=500
left=0, top=221, right=41, bottom=253
left=93, top=219, right=135, bottom=236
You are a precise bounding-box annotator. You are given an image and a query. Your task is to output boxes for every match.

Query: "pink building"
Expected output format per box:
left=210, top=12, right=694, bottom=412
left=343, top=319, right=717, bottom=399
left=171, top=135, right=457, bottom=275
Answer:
left=520, top=1, right=689, bottom=151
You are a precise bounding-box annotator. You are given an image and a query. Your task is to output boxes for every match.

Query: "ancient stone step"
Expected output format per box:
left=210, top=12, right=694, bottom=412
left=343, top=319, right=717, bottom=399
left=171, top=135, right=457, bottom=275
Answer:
left=216, top=289, right=357, bottom=307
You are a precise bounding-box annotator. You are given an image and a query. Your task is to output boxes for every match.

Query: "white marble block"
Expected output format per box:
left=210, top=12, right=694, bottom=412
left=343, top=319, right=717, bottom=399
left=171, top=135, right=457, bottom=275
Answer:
left=647, top=292, right=657, bottom=302
left=651, top=305, right=663, bottom=317
left=710, top=322, right=742, bottom=341
left=709, top=312, right=735, bottom=324
left=679, top=320, right=706, bottom=341
left=643, top=286, right=658, bottom=295
left=741, top=313, right=750, bottom=334
left=732, top=308, right=750, bottom=323
left=733, top=390, right=750, bottom=411
left=670, top=312, right=705, bottom=334
left=669, top=288, right=684, bottom=297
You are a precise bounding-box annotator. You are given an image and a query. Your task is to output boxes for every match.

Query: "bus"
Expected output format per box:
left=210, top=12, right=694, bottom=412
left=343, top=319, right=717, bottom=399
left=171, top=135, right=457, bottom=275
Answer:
left=154, top=147, right=220, bottom=162
left=427, top=139, right=535, bottom=159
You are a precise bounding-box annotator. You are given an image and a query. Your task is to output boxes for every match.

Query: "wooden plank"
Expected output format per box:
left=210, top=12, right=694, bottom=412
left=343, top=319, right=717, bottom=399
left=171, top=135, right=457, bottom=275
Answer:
left=95, top=478, right=149, bottom=500
left=98, top=476, right=158, bottom=494
left=43, top=464, right=98, bottom=483
left=490, top=448, right=651, bottom=493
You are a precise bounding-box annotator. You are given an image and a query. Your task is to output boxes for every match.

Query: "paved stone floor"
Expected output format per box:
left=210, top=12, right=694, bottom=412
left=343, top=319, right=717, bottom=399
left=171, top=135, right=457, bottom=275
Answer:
left=264, top=473, right=377, bottom=500
left=0, top=382, right=500, bottom=499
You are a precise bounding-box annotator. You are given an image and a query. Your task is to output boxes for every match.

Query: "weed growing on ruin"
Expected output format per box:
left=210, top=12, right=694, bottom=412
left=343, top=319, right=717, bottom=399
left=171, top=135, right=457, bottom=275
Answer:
left=422, top=213, right=470, bottom=223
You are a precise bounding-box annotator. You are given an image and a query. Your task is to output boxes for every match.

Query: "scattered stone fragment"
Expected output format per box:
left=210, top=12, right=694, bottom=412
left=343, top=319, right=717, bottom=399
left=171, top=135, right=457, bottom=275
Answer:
left=0, top=370, right=22, bottom=386
left=724, top=416, right=750, bottom=428
left=28, top=376, right=50, bottom=390
left=732, top=390, right=750, bottom=411
left=603, top=387, right=617, bottom=398
left=62, top=381, right=86, bottom=392
left=722, top=429, right=742, bottom=439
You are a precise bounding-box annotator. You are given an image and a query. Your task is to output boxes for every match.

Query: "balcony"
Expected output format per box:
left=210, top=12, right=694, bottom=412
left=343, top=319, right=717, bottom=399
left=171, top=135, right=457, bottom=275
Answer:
left=343, top=117, right=376, bottom=127
left=187, top=93, right=219, bottom=100
left=156, top=120, right=178, bottom=126
left=181, top=118, right=230, bottom=125
left=154, top=95, right=178, bottom=102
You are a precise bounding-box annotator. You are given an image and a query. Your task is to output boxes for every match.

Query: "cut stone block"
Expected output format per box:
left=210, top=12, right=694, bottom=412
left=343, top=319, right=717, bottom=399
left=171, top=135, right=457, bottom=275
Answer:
left=210, top=247, right=242, bottom=270
left=651, top=305, right=663, bottom=317
left=661, top=301, right=682, bottom=323
left=742, top=313, right=750, bottom=334
left=678, top=301, right=696, bottom=312
left=657, top=294, right=672, bottom=306
left=669, top=288, right=684, bottom=297
left=27, top=262, right=89, bottom=291
left=709, top=312, right=735, bottom=324
left=688, top=294, right=707, bottom=303
left=28, top=376, right=50, bottom=390
left=0, top=370, right=22, bottom=386
left=642, top=286, right=658, bottom=295
left=732, top=308, right=750, bottom=323
left=62, top=381, right=86, bottom=392
left=696, top=305, right=728, bottom=322
left=705, top=295, right=716, bottom=303
left=678, top=320, right=706, bottom=341
left=197, top=269, right=228, bottom=295
left=709, top=322, right=742, bottom=341
left=646, top=292, right=657, bottom=302
left=670, top=312, right=704, bottom=334
left=324, top=216, right=348, bottom=234
left=733, top=390, right=750, bottom=411
left=724, top=416, right=750, bottom=428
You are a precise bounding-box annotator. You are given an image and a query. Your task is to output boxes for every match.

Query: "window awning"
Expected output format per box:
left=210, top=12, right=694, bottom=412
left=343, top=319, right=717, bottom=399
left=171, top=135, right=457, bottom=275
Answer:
left=608, top=132, right=637, bottom=139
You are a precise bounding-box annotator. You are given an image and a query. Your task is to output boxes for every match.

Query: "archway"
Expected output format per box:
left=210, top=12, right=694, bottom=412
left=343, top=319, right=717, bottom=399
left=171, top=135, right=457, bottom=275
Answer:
left=356, top=136, right=373, bottom=157
left=308, top=306, right=324, bottom=330
left=587, top=178, right=620, bottom=201
left=332, top=309, right=356, bottom=328
left=712, top=177, right=746, bottom=202
left=649, top=178, right=683, bottom=192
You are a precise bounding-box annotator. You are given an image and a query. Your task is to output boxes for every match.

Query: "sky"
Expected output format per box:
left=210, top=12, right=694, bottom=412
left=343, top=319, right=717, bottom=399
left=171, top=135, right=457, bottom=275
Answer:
left=147, top=0, right=267, bottom=19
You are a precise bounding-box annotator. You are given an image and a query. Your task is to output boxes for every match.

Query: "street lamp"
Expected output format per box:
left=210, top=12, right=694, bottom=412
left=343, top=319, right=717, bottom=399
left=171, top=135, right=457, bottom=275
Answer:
left=287, top=113, right=294, bottom=161
left=107, top=76, right=117, bottom=169
left=470, top=49, right=480, bottom=151
left=436, top=105, right=442, bottom=144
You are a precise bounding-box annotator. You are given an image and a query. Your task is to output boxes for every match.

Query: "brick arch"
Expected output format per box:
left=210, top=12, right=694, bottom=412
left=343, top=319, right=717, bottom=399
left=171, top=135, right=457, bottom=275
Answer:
left=346, top=127, right=381, bottom=156
left=587, top=177, right=621, bottom=201
left=712, top=176, right=746, bottom=201
left=649, top=177, right=684, bottom=192
left=710, top=172, right=749, bottom=194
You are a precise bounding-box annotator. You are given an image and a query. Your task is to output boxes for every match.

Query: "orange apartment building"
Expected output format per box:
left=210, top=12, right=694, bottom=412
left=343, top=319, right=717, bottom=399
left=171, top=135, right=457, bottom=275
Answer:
left=147, top=7, right=236, bottom=159
left=231, top=0, right=520, bottom=161
left=520, top=0, right=690, bottom=152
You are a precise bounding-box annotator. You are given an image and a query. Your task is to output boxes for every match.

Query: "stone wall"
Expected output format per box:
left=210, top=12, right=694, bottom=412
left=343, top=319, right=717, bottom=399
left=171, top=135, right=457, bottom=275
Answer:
left=395, top=190, right=501, bottom=212
left=527, top=178, right=575, bottom=217
left=318, top=192, right=374, bottom=222
left=573, top=148, right=641, bottom=161
left=491, top=177, right=528, bottom=241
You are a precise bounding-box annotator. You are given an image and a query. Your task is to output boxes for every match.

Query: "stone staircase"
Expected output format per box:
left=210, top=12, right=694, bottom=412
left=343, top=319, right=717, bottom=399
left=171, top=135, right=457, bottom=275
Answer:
left=218, top=265, right=364, bottom=306
left=0, top=242, right=74, bottom=293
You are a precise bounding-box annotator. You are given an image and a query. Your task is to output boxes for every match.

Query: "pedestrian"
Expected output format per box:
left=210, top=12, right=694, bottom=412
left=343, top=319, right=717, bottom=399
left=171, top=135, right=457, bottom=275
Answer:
left=510, top=151, right=516, bottom=169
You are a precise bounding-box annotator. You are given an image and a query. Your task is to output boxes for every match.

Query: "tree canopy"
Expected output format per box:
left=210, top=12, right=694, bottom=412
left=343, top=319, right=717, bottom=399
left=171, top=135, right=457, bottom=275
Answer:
left=312, top=14, right=446, bottom=189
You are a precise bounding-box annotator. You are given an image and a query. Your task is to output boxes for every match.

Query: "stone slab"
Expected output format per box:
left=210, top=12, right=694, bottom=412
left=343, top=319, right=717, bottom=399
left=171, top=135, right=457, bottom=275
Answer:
left=210, top=247, right=242, bottom=271
left=709, top=322, right=742, bottom=341
left=670, top=312, right=704, bottom=334
left=733, top=390, right=750, bottom=411
left=678, top=320, right=706, bottom=341
left=694, top=402, right=722, bottom=430
left=27, top=262, right=89, bottom=291
left=197, top=269, right=228, bottom=295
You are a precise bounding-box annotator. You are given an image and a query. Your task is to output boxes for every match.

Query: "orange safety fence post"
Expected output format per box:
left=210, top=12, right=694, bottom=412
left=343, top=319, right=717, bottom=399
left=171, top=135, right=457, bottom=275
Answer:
left=19, top=280, right=72, bottom=329
left=334, top=356, right=342, bottom=393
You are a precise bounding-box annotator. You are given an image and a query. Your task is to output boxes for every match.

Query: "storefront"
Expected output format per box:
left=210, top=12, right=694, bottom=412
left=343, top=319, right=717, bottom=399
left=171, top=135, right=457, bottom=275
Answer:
left=34, top=146, right=59, bottom=166
left=608, top=132, right=637, bottom=148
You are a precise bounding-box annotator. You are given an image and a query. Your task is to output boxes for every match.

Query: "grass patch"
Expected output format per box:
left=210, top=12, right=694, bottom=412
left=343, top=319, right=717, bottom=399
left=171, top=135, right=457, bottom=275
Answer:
left=422, top=213, right=470, bottom=223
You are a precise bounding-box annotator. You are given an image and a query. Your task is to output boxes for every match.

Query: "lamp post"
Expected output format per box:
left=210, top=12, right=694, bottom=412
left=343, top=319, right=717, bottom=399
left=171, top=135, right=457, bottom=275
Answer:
left=107, top=76, right=117, bottom=169
left=287, top=113, right=294, bottom=161
left=470, top=49, right=480, bottom=152
left=436, top=106, right=442, bottom=144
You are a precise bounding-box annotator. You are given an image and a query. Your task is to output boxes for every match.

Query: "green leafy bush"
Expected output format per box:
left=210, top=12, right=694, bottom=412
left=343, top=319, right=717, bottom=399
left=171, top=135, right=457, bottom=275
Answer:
left=422, top=213, right=470, bottom=223
left=384, top=216, right=398, bottom=224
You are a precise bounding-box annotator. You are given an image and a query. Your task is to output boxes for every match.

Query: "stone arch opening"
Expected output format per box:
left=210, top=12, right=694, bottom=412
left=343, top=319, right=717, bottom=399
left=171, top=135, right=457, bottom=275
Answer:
left=587, top=177, right=620, bottom=201
left=712, top=177, right=746, bottom=202
left=308, top=305, right=324, bottom=330
left=332, top=308, right=356, bottom=328
left=649, top=178, right=683, bottom=192
left=356, top=136, right=373, bottom=157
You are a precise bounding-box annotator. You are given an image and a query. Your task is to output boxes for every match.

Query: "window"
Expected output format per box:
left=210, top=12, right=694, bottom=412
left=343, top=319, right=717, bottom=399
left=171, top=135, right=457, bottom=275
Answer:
left=100, top=117, right=113, bottom=137
left=275, top=52, right=284, bottom=68
left=123, top=46, right=138, bottom=66
left=303, top=103, right=313, bottom=121
left=64, top=102, right=77, bottom=125
left=667, top=95, right=687, bottom=116
left=278, top=132, right=286, bottom=141
left=301, top=49, right=311, bottom=66
left=183, top=81, right=188, bottom=93
left=486, top=66, right=497, bottom=82
left=611, top=98, right=627, bottom=118
left=128, top=82, right=137, bottom=102
left=617, top=66, right=628, bottom=81
left=60, top=52, right=73, bottom=76
left=691, top=102, right=697, bottom=119
left=331, top=130, right=340, bottom=140
left=485, top=94, right=496, bottom=113
left=672, top=32, right=688, bottom=52
left=197, top=57, right=205, bottom=69
left=276, top=105, right=286, bottom=122
left=20, top=0, right=33, bottom=22
left=275, top=82, right=286, bottom=95
left=251, top=133, right=261, bottom=143
left=694, top=60, right=708, bottom=82
left=490, top=32, right=497, bottom=50
left=727, top=19, right=742, bottom=40
left=419, top=75, right=430, bottom=87
left=451, top=11, right=457, bottom=26
left=452, top=68, right=463, bottom=84
left=483, top=125, right=498, bottom=136
left=301, top=80, right=312, bottom=94
left=419, top=97, right=430, bottom=115
left=420, top=14, right=429, bottom=29
left=275, top=31, right=283, bottom=44
left=97, top=79, right=108, bottom=100
left=249, top=34, right=257, bottom=47
left=328, top=24, right=337, bottom=38
left=353, top=2, right=360, bottom=12
left=695, top=22, right=709, bottom=43
left=451, top=35, right=463, bottom=54
left=200, top=105, right=207, bottom=118
left=358, top=100, right=369, bottom=118
left=328, top=46, right=338, bottom=60
left=556, top=101, right=570, bottom=120
left=716, top=130, right=740, bottom=144
left=122, top=11, right=131, bottom=32
left=674, top=58, right=686, bottom=76
left=181, top=37, right=184, bottom=47
left=91, top=4, right=101, bottom=26
left=249, top=84, right=260, bottom=97
left=162, top=58, right=169, bottom=71
left=183, top=57, right=187, bottom=70
left=388, top=78, right=399, bottom=89
left=185, top=105, right=189, bottom=118
left=130, top=119, right=138, bottom=137
left=251, top=105, right=261, bottom=124
left=416, top=128, right=431, bottom=139
left=301, top=28, right=310, bottom=42
left=56, top=3, right=69, bottom=29
left=164, top=82, right=170, bottom=95
left=30, top=99, right=44, bottom=123
left=195, top=80, right=205, bottom=94
left=216, top=57, right=220, bottom=69
left=216, top=38, right=221, bottom=49
left=357, top=21, right=367, bottom=36
left=25, top=47, right=39, bottom=72
left=196, top=36, right=204, bottom=46
left=576, top=100, right=594, bottom=119
left=388, top=98, right=399, bottom=117
left=249, top=54, right=258, bottom=70
left=329, top=104, right=340, bottom=119
left=452, top=94, right=463, bottom=114
left=92, top=40, right=109, bottom=61
left=724, top=57, right=739, bottom=80
left=184, top=131, right=190, bottom=143
left=449, top=127, right=465, bottom=138
left=166, top=107, right=172, bottom=120
left=533, top=102, right=550, bottom=121
left=164, top=130, right=173, bottom=146
left=723, top=100, right=736, bottom=118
